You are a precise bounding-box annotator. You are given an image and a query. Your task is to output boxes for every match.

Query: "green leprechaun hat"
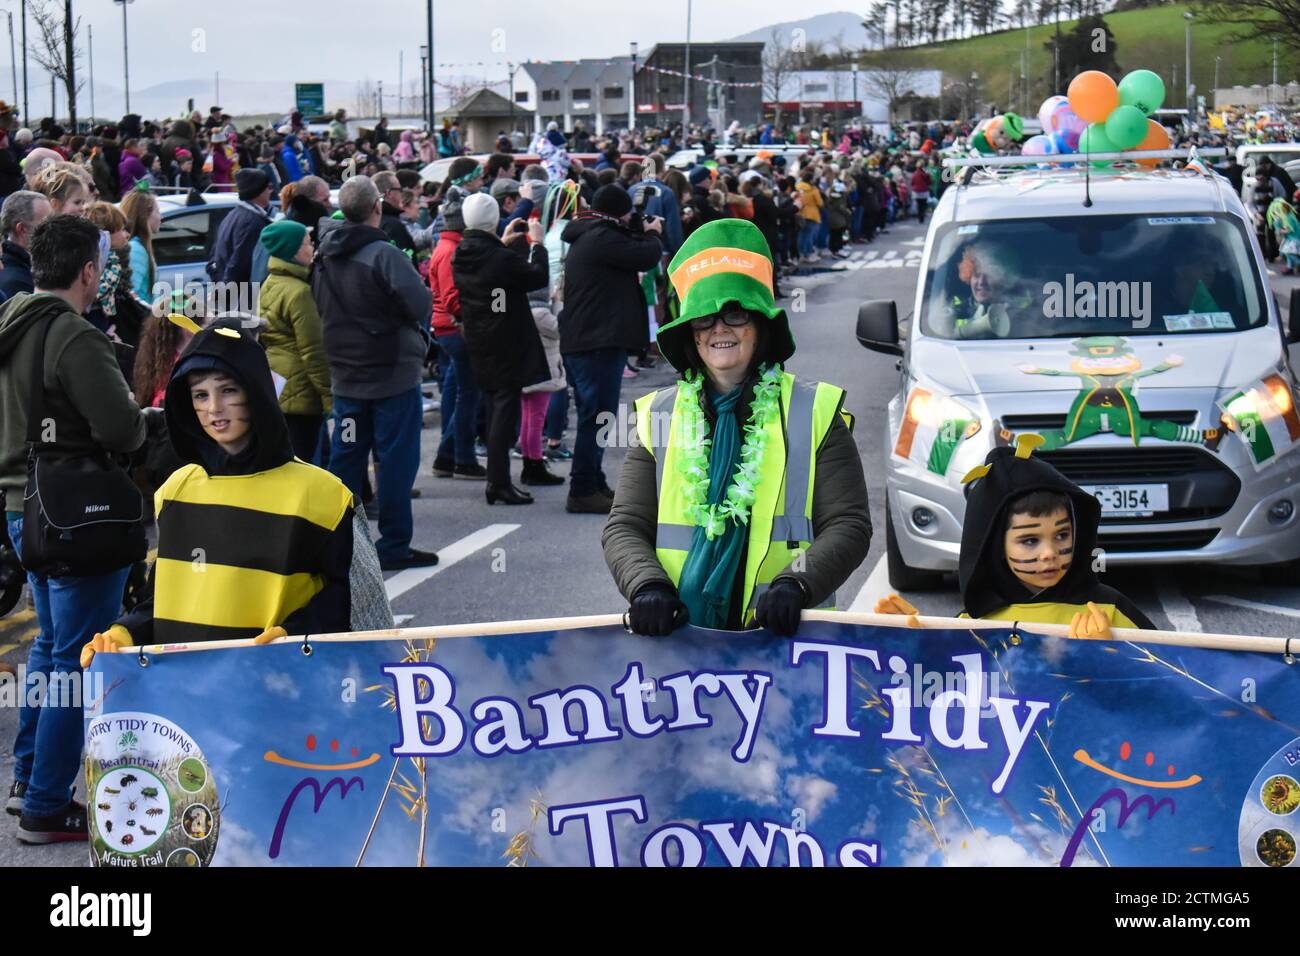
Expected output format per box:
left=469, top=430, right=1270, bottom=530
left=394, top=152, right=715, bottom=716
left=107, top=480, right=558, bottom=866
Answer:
left=659, top=218, right=795, bottom=373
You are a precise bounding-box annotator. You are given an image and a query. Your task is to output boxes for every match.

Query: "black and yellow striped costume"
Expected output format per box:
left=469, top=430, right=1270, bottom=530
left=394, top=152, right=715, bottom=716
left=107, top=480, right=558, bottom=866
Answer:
left=116, top=318, right=356, bottom=645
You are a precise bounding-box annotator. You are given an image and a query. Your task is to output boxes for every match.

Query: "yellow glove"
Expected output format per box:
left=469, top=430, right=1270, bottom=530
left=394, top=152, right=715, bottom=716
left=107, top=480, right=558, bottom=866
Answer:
left=874, top=593, right=922, bottom=628
left=252, top=626, right=288, bottom=645
left=80, top=625, right=133, bottom=669
left=1069, top=602, right=1113, bottom=640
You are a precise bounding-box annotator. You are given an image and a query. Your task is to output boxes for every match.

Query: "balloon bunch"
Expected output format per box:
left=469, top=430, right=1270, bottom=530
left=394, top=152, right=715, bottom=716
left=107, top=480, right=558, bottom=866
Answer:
left=1022, top=70, right=1172, bottom=168
left=971, top=112, right=1025, bottom=155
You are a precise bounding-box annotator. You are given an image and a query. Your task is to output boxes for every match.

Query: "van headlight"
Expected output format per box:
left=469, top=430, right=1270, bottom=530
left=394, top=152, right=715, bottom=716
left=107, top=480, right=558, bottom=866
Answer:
left=893, top=387, right=981, bottom=478
left=1218, top=374, right=1300, bottom=469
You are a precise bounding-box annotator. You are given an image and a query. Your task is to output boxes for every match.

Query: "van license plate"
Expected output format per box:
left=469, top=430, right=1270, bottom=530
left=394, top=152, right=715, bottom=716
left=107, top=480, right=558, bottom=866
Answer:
left=1080, top=484, right=1169, bottom=517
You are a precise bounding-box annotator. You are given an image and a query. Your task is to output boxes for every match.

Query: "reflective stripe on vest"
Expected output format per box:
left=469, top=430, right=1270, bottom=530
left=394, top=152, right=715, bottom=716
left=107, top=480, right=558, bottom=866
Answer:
left=635, top=372, right=844, bottom=626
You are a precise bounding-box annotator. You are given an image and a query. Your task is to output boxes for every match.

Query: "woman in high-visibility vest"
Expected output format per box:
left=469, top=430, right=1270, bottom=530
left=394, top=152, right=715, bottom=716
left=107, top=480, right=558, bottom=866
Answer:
left=603, top=219, right=870, bottom=636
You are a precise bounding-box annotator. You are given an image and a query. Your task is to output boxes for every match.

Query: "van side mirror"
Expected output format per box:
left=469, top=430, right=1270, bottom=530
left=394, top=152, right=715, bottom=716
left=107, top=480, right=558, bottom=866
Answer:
left=1288, top=288, right=1300, bottom=345
left=856, top=299, right=902, bottom=356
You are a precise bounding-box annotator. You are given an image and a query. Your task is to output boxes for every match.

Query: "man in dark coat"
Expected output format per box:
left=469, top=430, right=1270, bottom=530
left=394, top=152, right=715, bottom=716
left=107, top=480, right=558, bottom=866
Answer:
left=452, top=192, right=550, bottom=503
left=207, top=168, right=274, bottom=284
left=312, top=175, right=435, bottom=570
left=372, top=170, right=417, bottom=259
left=557, top=184, right=663, bottom=513
left=0, top=190, right=51, bottom=301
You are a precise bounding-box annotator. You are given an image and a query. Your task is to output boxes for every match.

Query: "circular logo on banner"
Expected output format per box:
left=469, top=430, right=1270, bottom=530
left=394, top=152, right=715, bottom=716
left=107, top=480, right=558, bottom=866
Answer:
left=1239, top=737, right=1300, bottom=867
left=85, top=711, right=219, bottom=867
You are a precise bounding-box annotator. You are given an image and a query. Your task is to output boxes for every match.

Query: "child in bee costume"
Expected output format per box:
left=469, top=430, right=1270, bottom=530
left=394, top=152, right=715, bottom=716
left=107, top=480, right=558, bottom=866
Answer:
left=81, top=315, right=391, bottom=665
left=877, top=434, right=1154, bottom=637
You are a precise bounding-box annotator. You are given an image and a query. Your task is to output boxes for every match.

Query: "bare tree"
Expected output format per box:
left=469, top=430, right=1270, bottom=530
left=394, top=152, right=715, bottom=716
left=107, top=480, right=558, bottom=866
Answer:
left=762, top=28, right=801, bottom=127
left=861, top=53, right=923, bottom=122
left=1203, top=0, right=1300, bottom=54
left=29, top=0, right=84, bottom=127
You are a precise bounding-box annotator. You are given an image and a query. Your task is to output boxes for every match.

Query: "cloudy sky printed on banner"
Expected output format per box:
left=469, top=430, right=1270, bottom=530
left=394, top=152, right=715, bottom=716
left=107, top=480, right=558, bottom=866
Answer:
left=89, top=620, right=1300, bottom=867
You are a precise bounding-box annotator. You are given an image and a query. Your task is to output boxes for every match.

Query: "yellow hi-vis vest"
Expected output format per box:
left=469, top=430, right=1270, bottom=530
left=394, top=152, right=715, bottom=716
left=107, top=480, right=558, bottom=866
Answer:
left=634, top=371, right=847, bottom=627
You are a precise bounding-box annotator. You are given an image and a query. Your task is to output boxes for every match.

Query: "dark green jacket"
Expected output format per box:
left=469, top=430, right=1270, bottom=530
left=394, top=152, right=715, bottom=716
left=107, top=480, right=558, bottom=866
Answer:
left=0, top=292, right=146, bottom=503
left=602, top=402, right=872, bottom=619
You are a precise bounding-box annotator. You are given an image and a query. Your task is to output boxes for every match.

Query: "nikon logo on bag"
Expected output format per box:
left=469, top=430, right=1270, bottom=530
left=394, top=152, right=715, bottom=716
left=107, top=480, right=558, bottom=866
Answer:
left=84, top=504, right=111, bottom=514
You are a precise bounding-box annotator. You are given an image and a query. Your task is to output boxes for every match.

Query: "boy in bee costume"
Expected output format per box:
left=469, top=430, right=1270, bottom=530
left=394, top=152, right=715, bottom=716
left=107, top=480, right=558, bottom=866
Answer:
left=878, top=434, right=1155, bottom=636
left=81, top=316, right=388, bottom=663
left=1003, top=335, right=1222, bottom=450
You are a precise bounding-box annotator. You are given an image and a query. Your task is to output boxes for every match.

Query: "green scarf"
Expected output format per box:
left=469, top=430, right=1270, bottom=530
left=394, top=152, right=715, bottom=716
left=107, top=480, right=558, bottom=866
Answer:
left=677, top=384, right=748, bottom=628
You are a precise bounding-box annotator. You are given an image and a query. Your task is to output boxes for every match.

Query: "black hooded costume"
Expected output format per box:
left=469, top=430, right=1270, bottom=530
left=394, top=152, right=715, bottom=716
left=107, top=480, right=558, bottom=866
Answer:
left=116, top=320, right=356, bottom=644
left=958, top=445, right=1154, bottom=629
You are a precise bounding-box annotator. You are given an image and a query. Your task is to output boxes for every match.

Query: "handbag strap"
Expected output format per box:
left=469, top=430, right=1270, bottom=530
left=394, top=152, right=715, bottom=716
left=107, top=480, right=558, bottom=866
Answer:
left=24, top=317, right=55, bottom=447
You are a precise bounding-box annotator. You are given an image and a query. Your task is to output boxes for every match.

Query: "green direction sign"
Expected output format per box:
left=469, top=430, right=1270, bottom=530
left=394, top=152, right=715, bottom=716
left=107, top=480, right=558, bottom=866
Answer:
left=295, top=83, right=325, bottom=116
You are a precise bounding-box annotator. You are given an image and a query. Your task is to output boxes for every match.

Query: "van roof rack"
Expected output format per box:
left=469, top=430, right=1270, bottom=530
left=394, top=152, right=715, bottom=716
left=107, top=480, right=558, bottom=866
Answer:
left=942, top=146, right=1227, bottom=185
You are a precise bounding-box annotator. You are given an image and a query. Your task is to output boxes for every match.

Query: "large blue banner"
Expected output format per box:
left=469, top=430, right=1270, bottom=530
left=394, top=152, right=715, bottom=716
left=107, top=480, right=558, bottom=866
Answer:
left=84, top=619, right=1300, bottom=867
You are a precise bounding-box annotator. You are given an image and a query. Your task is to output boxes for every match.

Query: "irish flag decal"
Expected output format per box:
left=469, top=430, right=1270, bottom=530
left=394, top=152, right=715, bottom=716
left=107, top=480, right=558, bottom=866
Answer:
left=1219, top=374, right=1300, bottom=468
left=894, top=387, right=981, bottom=477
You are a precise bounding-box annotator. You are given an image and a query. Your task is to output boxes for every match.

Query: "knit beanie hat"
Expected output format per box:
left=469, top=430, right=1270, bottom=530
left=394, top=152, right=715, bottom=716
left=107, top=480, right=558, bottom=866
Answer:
left=236, top=167, right=270, bottom=200
left=591, top=183, right=632, bottom=217
left=688, top=165, right=713, bottom=186
left=436, top=186, right=463, bottom=232
left=462, top=192, right=500, bottom=233
left=260, top=219, right=307, bottom=262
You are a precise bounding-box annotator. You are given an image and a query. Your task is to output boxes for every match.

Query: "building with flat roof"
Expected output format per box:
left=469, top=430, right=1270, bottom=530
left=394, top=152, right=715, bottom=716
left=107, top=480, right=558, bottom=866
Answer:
left=516, top=58, right=636, bottom=137
left=634, top=42, right=764, bottom=130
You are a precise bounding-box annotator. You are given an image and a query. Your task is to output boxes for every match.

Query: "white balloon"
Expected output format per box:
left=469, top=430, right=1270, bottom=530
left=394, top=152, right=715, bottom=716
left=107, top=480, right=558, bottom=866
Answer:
left=1038, top=95, right=1068, bottom=133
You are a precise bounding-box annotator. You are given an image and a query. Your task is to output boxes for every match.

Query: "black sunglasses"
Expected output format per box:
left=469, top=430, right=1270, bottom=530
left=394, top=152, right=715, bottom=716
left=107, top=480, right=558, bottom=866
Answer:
left=690, top=310, right=753, bottom=331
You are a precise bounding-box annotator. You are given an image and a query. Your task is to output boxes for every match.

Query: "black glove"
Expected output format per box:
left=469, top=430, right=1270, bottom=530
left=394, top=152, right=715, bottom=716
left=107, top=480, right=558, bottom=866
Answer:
left=627, top=583, right=688, bottom=637
left=754, top=578, right=806, bottom=637
left=142, top=406, right=167, bottom=439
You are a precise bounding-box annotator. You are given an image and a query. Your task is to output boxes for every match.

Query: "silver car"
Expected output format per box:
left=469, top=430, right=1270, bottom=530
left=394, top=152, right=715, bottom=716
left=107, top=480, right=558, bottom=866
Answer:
left=857, top=162, right=1300, bottom=588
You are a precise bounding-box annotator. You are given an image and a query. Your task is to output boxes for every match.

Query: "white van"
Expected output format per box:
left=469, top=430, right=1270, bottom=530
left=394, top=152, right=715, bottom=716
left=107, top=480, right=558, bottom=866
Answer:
left=857, top=152, right=1300, bottom=588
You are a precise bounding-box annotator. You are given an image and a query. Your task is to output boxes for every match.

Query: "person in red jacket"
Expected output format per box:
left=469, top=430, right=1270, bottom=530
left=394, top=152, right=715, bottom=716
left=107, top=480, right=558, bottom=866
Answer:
left=911, top=162, right=932, bottom=225
left=428, top=187, right=486, bottom=479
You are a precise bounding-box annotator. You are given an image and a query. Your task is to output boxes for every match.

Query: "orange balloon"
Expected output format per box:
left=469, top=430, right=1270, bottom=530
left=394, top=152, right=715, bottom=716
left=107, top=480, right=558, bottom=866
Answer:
left=1134, top=119, right=1171, bottom=168
left=1068, top=70, right=1120, bottom=124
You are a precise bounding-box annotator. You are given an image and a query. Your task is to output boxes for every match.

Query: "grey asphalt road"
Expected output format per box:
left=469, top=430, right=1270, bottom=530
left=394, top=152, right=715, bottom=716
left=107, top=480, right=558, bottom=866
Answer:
left=2, top=216, right=1298, bottom=867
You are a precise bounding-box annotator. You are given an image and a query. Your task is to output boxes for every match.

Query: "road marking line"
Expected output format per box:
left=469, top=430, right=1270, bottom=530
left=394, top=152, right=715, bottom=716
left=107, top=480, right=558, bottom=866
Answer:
left=385, top=523, right=520, bottom=602
left=847, top=554, right=891, bottom=613
left=1202, top=595, right=1300, bottom=620
left=1155, top=573, right=1202, bottom=633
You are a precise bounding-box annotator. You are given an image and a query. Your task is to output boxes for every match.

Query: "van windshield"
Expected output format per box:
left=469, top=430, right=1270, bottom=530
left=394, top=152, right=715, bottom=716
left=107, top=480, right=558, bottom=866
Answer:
left=920, top=214, right=1267, bottom=340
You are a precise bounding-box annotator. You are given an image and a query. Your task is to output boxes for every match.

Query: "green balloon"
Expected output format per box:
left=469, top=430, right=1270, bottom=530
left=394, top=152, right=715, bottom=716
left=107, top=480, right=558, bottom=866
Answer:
left=1118, top=69, right=1165, bottom=116
left=1078, top=124, right=1117, bottom=167
left=1105, top=104, right=1148, bottom=150
left=1002, top=112, right=1025, bottom=141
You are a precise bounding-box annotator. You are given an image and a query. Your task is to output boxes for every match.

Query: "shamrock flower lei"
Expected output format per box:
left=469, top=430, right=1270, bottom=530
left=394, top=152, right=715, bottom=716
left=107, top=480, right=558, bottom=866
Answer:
left=676, top=363, right=784, bottom=540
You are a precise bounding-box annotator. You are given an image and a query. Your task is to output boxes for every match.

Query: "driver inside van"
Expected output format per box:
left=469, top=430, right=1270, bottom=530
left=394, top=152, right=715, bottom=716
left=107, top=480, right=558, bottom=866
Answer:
left=935, top=241, right=1033, bottom=339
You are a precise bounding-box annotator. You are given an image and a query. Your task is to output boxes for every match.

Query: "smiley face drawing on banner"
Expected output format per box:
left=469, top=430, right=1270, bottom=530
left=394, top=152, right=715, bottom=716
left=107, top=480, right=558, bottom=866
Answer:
left=1240, top=737, right=1300, bottom=867
left=85, top=711, right=220, bottom=867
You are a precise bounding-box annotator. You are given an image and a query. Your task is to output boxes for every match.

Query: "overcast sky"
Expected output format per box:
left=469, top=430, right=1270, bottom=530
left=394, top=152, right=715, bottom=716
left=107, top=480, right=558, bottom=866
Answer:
left=0, top=0, right=860, bottom=117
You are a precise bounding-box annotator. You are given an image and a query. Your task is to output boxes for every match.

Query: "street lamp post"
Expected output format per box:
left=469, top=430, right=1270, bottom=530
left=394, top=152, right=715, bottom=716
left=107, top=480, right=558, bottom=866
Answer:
left=426, top=0, right=435, bottom=130
left=508, top=61, right=517, bottom=142
left=88, top=22, right=93, bottom=124
left=1183, top=11, right=1193, bottom=113
left=6, top=13, right=16, bottom=111
left=19, top=0, right=26, bottom=127
left=683, top=0, right=692, bottom=130
left=420, top=45, right=428, bottom=128
left=1213, top=56, right=1220, bottom=105
left=113, top=0, right=132, bottom=114
left=629, top=41, right=637, bottom=132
